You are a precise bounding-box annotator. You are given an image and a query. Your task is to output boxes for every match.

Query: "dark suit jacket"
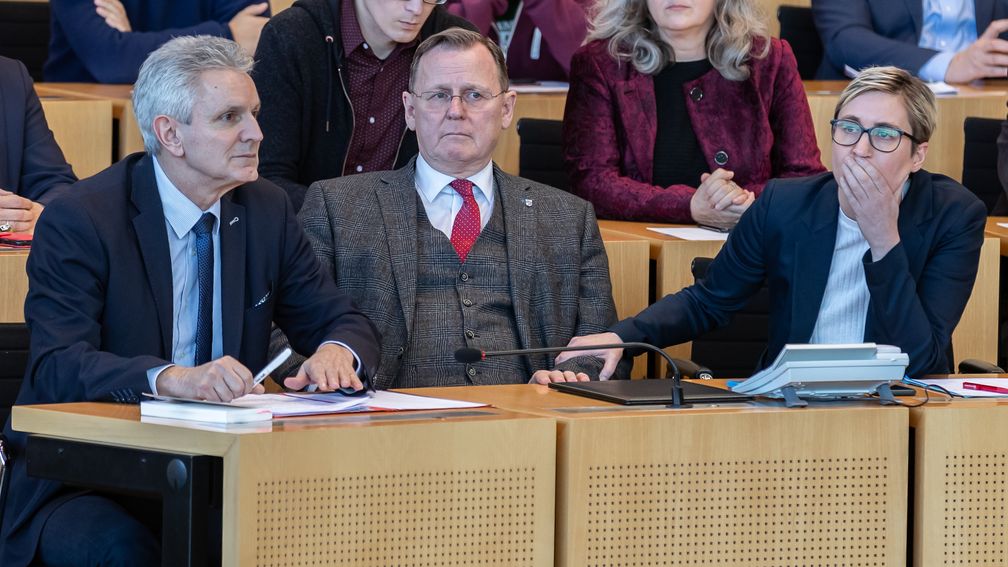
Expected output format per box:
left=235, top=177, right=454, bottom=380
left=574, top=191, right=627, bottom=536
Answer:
left=296, top=158, right=626, bottom=388
left=612, top=170, right=987, bottom=378
left=0, top=153, right=379, bottom=567
left=0, top=56, right=76, bottom=204
left=563, top=37, right=825, bottom=222
left=814, top=0, right=1008, bottom=79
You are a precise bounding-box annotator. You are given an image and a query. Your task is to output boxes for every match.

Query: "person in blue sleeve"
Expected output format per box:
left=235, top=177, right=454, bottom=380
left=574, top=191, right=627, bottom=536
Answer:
left=44, top=0, right=270, bottom=83
left=0, top=55, right=76, bottom=234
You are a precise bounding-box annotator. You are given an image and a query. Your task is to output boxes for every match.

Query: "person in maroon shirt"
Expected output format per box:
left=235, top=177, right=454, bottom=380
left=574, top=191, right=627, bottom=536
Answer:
left=252, top=0, right=475, bottom=211
left=444, top=0, right=593, bottom=81
left=563, top=0, right=825, bottom=228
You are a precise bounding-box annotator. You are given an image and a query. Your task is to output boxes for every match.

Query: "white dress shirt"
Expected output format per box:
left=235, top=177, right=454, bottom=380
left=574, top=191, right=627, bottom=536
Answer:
left=414, top=154, right=495, bottom=238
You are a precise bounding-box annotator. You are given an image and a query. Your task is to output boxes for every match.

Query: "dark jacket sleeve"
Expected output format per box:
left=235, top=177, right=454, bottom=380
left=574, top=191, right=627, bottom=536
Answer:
left=813, top=0, right=937, bottom=78
left=563, top=46, right=696, bottom=222
left=610, top=179, right=772, bottom=349
left=6, top=59, right=76, bottom=205
left=998, top=114, right=1008, bottom=207
left=47, top=0, right=254, bottom=84
left=271, top=191, right=381, bottom=376
left=24, top=198, right=167, bottom=403
left=863, top=198, right=987, bottom=377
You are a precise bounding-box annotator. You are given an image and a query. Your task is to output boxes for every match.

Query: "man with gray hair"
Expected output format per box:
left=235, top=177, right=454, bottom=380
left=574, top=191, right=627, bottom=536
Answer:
left=279, top=27, right=625, bottom=388
left=0, top=35, right=379, bottom=566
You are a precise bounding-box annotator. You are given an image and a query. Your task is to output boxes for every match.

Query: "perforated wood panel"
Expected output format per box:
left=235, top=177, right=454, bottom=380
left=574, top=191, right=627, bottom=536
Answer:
left=941, top=453, right=1008, bottom=564
left=557, top=408, right=907, bottom=566
left=254, top=468, right=537, bottom=566
left=585, top=458, right=891, bottom=566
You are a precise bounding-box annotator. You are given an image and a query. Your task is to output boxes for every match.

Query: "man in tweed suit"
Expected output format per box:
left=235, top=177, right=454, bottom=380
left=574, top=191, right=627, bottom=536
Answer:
left=279, top=28, right=624, bottom=389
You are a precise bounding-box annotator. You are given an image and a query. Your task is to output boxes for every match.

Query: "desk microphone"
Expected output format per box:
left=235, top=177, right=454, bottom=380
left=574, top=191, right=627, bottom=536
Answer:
left=454, top=342, right=688, bottom=407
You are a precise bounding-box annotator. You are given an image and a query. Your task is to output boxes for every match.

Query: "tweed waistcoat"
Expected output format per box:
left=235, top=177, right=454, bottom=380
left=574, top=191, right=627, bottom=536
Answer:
left=394, top=192, right=525, bottom=388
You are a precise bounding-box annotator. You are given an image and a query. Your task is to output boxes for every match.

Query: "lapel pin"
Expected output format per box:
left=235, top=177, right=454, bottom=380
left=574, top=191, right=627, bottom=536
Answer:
left=229, top=216, right=239, bottom=226
left=524, top=198, right=533, bottom=207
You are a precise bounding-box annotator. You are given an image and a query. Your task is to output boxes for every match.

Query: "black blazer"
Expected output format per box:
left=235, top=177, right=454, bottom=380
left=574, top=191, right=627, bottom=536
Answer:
left=0, top=56, right=76, bottom=204
left=0, top=153, right=380, bottom=567
left=814, top=0, right=1008, bottom=79
left=612, top=170, right=987, bottom=378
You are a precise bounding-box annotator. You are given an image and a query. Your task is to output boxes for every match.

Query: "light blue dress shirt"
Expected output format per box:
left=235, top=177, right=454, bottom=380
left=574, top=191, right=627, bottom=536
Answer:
left=146, top=155, right=223, bottom=393
left=918, top=0, right=978, bottom=81
left=414, top=155, right=496, bottom=237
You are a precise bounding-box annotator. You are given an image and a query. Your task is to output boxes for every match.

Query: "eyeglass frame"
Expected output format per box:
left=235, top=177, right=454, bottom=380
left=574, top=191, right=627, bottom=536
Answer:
left=829, top=118, right=922, bottom=153
left=409, top=88, right=508, bottom=108
left=421, top=0, right=448, bottom=5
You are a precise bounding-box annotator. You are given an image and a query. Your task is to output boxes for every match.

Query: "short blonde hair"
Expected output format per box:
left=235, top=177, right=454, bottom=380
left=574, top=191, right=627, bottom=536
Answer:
left=586, top=0, right=769, bottom=80
left=834, top=66, right=937, bottom=144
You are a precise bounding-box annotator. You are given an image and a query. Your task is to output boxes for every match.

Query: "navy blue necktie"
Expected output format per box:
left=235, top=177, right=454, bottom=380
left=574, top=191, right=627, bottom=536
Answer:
left=193, top=213, right=215, bottom=366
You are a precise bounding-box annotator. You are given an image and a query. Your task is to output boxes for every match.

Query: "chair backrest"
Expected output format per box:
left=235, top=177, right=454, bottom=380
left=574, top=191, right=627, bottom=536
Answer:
left=777, top=5, right=823, bottom=81
left=962, top=116, right=1007, bottom=215
left=0, top=323, right=29, bottom=428
left=689, top=257, right=770, bottom=379
left=0, top=1, right=51, bottom=82
left=517, top=118, right=570, bottom=191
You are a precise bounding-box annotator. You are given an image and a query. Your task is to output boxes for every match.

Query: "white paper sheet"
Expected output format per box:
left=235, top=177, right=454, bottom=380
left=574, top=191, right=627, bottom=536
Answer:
left=647, top=227, right=730, bottom=241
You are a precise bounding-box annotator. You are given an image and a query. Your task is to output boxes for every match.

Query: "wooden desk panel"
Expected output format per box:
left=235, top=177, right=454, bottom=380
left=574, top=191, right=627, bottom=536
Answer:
left=419, top=384, right=909, bottom=567
left=494, top=91, right=567, bottom=176
left=601, top=230, right=650, bottom=378
left=909, top=397, right=1008, bottom=567
left=39, top=98, right=112, bottom=178
left=0, top=250, right=29, bottom=323
left=598, top=220, right=999, bottom=370
left=985, top=216, right=1008, bottom=255
left=36, top=83, right=142, bottom=160
left=14, top=402, right=557, bottom=567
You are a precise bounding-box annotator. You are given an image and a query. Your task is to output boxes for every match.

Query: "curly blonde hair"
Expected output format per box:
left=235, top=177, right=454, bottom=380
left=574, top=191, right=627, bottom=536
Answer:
left=587, top=0, right=770, bottom=80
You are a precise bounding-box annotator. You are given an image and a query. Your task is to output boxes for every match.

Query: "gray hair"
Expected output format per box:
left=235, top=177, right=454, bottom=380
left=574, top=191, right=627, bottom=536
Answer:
left=587, top=0, right=769, bottom=80
left=133, top=35, right=254, bottom=154
left=410, top=28, right=510, bottom=92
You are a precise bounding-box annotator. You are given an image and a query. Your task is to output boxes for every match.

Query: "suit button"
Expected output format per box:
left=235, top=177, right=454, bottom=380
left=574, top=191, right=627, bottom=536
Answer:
left=465, top=329, right=475, bottom=339
left=466, top=366, right=477, bottom=377
left=460, top=272, right=469, bottom=282
left=689, top=86, right=703, bottom=102
left=462, top=299, right=473, bottom=307
left=714, top=150, right=728, bottom=166
left=397, top=346, right=405, bottom=358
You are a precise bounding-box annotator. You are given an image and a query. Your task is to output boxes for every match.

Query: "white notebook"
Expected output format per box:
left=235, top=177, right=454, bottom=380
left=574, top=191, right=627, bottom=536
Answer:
left=140, top=400, right=273, bottom=424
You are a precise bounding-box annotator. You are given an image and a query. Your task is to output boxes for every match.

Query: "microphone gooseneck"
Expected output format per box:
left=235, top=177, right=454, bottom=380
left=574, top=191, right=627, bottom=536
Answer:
left=453, top=342, right=687, bottom=407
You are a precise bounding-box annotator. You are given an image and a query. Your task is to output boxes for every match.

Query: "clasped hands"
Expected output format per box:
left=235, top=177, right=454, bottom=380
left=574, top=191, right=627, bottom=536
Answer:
left=689, top=169, right=754, bottom=230
left=156, top=343, right=361, bottom=402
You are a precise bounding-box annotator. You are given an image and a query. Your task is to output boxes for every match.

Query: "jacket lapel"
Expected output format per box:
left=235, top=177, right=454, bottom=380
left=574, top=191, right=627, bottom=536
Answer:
left=975, top=0, right=995, bottom=31
left=496, top=167, right=535, bottom=352
left=790, top=178, right=841, bottom=341
left=617, top=72, right=658, bottom=181
left=904, top=0, right=924, bottom=35
left=129, top=155, right=174, bottom=358
left=376, top=162, right=419, bottom=340
left=219, top=196, right=245, bottom=357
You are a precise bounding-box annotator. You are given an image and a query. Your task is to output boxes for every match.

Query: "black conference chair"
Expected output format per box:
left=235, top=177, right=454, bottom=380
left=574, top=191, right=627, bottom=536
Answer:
left=517, top=118, right=571, bottom=192
left=778, top=6, right=823, bottom=80
left=0, top=323, right=28, bottom=533
left=962, top=116, right=1008, bottom=215
left=0, top=1, right=52, bottom=82
left=684, top=257, right=770, bottom=379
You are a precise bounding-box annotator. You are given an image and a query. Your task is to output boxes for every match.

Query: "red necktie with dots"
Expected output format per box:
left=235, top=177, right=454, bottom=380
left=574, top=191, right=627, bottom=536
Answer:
left=449, top=178, right=481, bottom=262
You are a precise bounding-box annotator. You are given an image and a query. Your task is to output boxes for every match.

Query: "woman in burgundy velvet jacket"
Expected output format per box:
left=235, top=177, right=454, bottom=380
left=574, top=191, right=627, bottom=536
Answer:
left=563, top=0, right=825, bottom=227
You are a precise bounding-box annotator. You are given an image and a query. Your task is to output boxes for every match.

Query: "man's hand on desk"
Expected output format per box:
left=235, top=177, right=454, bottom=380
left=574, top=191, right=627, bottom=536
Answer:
left=554, top=332, right=625, bottom=380
left=530, top=369, right=590, bottom=384
left=156, top=356, right=265, bottom=402
left=944, top=19, right=1008, bottom=83
left=283, top=343, right=363, bottom=392
left=0, top=189, right=43, bottom=234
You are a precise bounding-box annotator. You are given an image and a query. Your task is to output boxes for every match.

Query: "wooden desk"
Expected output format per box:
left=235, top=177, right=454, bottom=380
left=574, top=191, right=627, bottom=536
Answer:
left=984, top=216, right=1008, bottom=256
left=806, top=81, right=1008, bottom=181
left=0, top=250, right=29, bottom=323
left=38, top=98, right=112, bottom=178
left=13, top=402, right=557, bottom=566
left=906, top=384, right=1008, bottom=566
left=419, top=383, right=910, bottom=566
left=600, top=229, right=650, bottom=378
left=36, top=82, right=142, bottom=161
left=599, top=220, right=1000, bottom=369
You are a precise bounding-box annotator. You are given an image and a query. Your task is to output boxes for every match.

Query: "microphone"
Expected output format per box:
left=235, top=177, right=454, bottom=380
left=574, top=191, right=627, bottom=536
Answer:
left=454, top=342, right=688, bottom=407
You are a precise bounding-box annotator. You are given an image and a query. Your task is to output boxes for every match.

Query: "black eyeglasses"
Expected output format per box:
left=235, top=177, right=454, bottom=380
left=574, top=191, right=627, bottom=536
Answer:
left=421, top=0, right=447, bottom=4
left=830, top=119, right=921, bottom=153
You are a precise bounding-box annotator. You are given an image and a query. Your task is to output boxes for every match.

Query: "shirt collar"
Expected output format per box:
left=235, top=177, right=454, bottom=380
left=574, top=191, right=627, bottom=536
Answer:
left=152, top=155, right=221, bottom=239
left=415, top=154, right=495, bottom=203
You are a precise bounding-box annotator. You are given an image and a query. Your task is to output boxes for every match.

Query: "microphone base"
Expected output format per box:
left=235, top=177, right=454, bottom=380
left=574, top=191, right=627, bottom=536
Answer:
left=666, top=384, right=692, bottom=409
